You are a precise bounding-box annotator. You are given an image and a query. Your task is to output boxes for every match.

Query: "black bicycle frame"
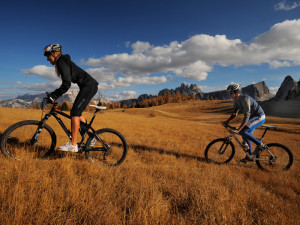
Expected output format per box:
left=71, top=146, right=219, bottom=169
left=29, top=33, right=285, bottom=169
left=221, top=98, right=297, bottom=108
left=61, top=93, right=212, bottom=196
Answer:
left=34, top=105, right=108, bottom=152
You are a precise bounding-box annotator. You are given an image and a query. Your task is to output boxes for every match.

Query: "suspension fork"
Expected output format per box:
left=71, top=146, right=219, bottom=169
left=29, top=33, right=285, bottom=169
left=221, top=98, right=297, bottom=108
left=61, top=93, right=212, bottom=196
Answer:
left=218, top=135, right=232, bottom=154
left=29, top=114, right=51, bottom=145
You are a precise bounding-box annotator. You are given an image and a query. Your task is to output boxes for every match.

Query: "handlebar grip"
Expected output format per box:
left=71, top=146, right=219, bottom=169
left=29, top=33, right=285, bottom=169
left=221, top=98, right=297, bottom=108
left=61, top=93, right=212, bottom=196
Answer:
left=49, top=96, right=55, bottom=103
left=223, top=124, right=236, bottom=130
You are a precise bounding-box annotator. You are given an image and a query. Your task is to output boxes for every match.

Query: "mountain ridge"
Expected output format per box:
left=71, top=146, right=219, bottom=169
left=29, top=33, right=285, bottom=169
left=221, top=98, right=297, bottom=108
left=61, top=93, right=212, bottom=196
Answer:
left=120, top=80, right=275, bottom=107
left=1, top=76, right=299, bottom=111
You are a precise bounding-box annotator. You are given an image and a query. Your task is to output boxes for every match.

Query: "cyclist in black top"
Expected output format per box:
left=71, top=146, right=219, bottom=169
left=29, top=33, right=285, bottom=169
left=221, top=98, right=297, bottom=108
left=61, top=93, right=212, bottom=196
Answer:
left=43, top=44, right=98, bottom=152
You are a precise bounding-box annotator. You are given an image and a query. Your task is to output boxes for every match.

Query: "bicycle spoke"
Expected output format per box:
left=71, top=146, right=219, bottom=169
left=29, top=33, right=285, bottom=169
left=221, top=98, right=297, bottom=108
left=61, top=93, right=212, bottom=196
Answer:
left=256, top=143, right=293, bottom=172
left=85, top=128, right=127, bottom=166
left=1, top=121, right=55, bottom=160
left=205, top=138, right=235, bottom=164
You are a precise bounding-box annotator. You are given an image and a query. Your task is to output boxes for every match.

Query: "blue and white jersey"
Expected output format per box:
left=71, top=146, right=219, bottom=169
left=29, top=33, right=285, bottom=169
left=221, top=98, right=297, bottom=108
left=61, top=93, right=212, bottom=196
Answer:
left=233, top=95, right=265, bottom=123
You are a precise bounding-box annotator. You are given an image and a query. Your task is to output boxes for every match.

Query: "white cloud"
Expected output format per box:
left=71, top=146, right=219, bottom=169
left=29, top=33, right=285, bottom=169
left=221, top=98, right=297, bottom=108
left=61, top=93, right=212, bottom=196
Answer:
left=86, top=67, right=116, bottom=81
left=20, top=19, right=300, bottom=96
left=107, top=90, right=137, bottom=102
left=132, top=41, right=154, bottom=54
left=173, top=61, right=212, bottom=81
left=83, top=19, right=300, bottom=83
left=97, top=75, right=168, bottom=90
left=21, top=65, right=57, bottom=81
left=269, top=60, right=292, bottom=68
left=274, top=1, right=300, bottom=11
left=269, top=87, right=279, bottom=94
left=13, top=81, right=60, bottom=92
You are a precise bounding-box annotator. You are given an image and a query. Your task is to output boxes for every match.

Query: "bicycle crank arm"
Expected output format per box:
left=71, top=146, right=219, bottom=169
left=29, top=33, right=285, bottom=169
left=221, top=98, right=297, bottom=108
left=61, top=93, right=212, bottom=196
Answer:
left=87, top=147, right=107, bottom=152
left=254, top=157, right=277, bottom=162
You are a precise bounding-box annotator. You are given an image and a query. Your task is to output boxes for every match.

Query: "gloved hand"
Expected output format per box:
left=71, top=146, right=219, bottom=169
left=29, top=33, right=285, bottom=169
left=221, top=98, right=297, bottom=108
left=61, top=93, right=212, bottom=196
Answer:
left=43, top=92, right=57, bottom=104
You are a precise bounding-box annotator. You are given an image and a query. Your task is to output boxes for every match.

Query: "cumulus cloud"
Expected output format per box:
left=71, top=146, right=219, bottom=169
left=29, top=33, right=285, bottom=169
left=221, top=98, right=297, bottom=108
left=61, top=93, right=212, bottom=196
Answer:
left=131, top=41, right=154, bottom=54
left=21, top=65, right=57, bottom=81
left=12, top=81, right=61, bottom=92
left=86, top=67, right=116, bottom=81
left=20, top=19, right=300, bottom=96
left=274, top=1, right=300, bottom=11
left=269, top=87, right=279, bottom=94
left=97, top=75, right=168, bottom=90
left=83, top=19, right=300, bottom=83
left=107, top=90, right=137, bottom=102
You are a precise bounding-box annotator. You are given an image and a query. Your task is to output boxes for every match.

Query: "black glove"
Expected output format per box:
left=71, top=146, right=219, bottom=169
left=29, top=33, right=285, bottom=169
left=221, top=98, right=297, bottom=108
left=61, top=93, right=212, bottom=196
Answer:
left=43, top=92, right=57, bottom=104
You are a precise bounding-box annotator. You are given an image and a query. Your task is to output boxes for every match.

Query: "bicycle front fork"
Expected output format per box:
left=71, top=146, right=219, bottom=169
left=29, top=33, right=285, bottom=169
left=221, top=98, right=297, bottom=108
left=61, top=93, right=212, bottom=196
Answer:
left=218, top=136, right=232, bottom=154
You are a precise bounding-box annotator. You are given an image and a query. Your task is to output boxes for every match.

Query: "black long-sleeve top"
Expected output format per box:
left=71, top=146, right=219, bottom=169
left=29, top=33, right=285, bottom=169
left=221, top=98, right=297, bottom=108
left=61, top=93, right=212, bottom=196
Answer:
left=51, top=54, right=98, bottom=98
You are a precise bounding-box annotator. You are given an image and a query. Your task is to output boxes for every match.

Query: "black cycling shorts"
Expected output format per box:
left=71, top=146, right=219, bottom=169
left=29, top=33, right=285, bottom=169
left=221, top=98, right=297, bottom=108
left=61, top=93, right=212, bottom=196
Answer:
left=70, top=81, right=98, bottom=117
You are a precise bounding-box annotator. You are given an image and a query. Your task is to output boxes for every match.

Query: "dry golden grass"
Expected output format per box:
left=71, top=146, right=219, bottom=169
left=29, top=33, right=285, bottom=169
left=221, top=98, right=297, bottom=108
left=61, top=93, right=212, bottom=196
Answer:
left=0, top=100, right=299, bottom=224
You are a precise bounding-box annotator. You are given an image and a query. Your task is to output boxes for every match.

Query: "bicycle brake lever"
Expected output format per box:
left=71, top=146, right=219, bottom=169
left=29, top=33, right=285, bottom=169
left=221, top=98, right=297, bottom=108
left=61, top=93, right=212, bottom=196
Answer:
left=230, top=129, right=238, bottom=134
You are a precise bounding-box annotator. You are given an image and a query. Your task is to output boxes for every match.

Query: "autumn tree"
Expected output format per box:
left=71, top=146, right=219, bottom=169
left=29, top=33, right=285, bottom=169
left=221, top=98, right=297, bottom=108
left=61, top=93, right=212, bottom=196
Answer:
left=163, top=91, right=172, bottom=104
left=31, top=101, right=40, bottom=110
left=192, top=94, right=196, bottom=100
left=157, top=96, right=164, bottom=105
left=60, top=100, right=71, bottom=111
left=174, top=90, right=182, bottom=103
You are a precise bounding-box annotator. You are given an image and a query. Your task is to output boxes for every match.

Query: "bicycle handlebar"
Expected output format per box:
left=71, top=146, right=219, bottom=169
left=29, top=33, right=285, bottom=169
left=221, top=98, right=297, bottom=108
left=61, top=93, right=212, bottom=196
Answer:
left=223, top=124, right=236, bottom=130
left=40, top=99, right=58, bottom=109
left=222, top=124, right=239, bottom=134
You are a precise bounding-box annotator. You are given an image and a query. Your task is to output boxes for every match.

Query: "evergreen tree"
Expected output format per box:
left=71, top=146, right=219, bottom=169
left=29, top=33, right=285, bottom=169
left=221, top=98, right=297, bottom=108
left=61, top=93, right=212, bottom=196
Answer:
left=60, top=101, right=70, bottom=111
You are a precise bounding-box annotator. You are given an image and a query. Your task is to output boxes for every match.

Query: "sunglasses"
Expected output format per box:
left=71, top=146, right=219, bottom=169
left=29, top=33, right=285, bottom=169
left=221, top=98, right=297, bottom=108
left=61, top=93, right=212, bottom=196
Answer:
left=44, top=52, right=52, bottom=57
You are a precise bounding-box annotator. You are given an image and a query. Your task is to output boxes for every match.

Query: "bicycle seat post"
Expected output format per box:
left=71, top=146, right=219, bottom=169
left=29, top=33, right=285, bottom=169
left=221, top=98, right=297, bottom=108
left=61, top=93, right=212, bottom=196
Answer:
left=88, top=105, right=107, bottom=127
left=260, top=125, right=277, bottom=141
left=260, top=127, right=268, bottom=142
left=87, top=110, right=97, bottom=128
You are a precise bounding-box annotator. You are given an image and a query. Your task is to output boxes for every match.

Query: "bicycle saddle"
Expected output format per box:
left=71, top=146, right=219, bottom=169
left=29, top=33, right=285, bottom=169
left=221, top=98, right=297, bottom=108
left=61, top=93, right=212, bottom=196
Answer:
left=89, top=105, right=107, bottom=110
left=261, top=125, right=278, bottom=129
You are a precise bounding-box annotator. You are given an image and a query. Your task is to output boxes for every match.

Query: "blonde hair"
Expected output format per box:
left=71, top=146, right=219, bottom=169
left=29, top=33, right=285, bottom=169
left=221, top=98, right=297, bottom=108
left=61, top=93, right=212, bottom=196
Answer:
left=53, top=52, right=62, bottom=77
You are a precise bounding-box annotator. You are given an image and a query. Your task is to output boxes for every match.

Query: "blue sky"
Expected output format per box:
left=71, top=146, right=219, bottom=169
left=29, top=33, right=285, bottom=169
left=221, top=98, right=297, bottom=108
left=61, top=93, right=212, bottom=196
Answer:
left=1, top=0, right=300, bottom=101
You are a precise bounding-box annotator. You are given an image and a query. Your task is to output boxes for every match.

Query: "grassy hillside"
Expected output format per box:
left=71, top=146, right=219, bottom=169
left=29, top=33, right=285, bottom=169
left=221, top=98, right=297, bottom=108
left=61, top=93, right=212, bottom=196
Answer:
left=0, top=100, right=299, bottom=224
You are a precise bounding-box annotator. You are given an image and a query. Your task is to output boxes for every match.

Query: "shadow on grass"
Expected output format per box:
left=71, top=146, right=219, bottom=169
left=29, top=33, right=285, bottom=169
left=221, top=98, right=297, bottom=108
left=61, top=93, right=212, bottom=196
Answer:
left=129, top=144, right=206, bottom=162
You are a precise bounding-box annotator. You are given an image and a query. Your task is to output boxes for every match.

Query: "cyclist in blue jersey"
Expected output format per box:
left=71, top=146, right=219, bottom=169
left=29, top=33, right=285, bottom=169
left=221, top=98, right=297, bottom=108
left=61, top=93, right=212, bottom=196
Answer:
left=43, top=44, right=98, bottom=153
left=222, top=83, right=267, bottom=163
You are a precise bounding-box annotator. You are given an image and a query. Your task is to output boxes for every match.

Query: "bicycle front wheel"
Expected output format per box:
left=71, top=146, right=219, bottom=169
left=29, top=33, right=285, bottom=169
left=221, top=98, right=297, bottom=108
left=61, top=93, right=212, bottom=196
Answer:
left=256, top=143, right=293, bottom=172
left=0, top=120, right=56, bottom=160
left=85, top=128, right=128, bottom=166
left=204, top=138, right=235, bottom=164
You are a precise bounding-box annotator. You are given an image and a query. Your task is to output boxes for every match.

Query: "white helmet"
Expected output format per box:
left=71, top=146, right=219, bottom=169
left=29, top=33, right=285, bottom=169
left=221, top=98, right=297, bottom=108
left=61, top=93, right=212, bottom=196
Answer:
left=43, top=44, right=62, bottom=56
left=227, top=83, right=241, bottom=92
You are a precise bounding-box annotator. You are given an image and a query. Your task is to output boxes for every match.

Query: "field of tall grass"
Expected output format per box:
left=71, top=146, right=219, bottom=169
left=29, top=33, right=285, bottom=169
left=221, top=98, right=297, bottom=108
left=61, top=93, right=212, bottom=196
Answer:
left=0, top=100, right=299, bottom=224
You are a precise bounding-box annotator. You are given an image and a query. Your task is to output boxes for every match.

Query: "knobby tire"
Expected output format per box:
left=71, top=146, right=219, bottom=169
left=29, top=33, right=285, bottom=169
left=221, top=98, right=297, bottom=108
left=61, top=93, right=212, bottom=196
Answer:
left=85, top=128, right=128, bottom=166
left=0, top=120, right=56, bottom=160
left=204, top=138, right=235, bottom=164
left=256, top=143, right=293, bottom=171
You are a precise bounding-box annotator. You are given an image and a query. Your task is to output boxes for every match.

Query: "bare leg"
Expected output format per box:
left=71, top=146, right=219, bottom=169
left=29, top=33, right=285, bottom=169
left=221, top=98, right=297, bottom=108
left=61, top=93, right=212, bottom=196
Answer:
left=71, top=116, right=90, bottom=146
left=71, top=117, right=80, bottom=146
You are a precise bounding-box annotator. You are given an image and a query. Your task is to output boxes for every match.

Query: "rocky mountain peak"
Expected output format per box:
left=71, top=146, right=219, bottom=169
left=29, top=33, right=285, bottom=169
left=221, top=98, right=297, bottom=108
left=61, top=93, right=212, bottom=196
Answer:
left=0, top=89, right=79, bottom=109
left=242, top=81, right=274, bottom=101
left=175, top=83, right=202, bottom=96
left=197, top=81, right=274, bottom=101
left=273, top=75, right=299, bottom=101
left=158, top=83, right=203, bottom=97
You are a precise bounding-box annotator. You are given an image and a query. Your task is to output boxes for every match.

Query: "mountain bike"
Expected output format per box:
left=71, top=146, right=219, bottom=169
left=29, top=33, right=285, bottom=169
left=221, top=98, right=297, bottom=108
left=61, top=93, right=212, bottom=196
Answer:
left=0, top=101, right=128, bottom=166
left=204, top=124, right=293, bottom=171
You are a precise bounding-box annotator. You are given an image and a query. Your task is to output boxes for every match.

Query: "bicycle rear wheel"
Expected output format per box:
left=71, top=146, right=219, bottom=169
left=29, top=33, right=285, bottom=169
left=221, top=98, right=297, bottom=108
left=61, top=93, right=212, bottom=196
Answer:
left=0, top=120, right=56, bottom=160
left=204, top=138, right=235, bottom=164
left=85, top=128, right=128, bottom=166
left=256, top=143, right=293, bottom=172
